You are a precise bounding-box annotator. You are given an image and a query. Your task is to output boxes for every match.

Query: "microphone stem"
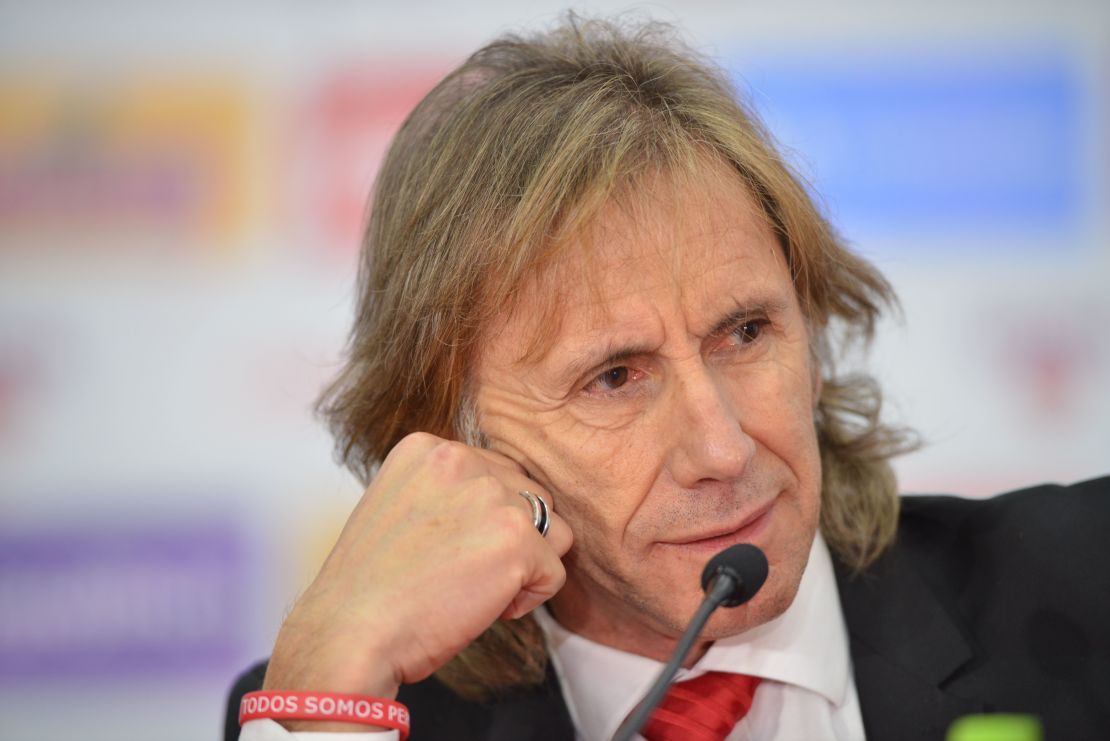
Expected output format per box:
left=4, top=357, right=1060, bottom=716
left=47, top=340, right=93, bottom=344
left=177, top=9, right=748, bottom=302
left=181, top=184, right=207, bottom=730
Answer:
left=611, top=574, right=736, bottom=741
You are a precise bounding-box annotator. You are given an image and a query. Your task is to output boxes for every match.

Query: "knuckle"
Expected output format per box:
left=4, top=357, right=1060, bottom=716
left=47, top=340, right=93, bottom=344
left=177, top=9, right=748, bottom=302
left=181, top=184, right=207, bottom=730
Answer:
left=396, top=431, right=438, bottom=452
left=460, top=474, right=508, bottom=505
left=490, top=503, right=535, bottom=542
left=427, top=438, right=461, bottom=460
left=474, top=474, right=506, bottom=494
left=427, top=439, right=474, bottom=476
left=387, top=432, right=443, bottom=467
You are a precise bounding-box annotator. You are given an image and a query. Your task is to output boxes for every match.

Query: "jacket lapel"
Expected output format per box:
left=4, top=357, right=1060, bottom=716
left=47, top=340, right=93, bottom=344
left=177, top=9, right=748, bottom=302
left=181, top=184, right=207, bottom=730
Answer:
left=835, top=544, right=981, bottom=740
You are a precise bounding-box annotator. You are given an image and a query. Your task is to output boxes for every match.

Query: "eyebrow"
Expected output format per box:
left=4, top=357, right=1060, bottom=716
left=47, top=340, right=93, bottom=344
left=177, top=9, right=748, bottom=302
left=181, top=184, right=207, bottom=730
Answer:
left=553, top=297, right=792, bottom=387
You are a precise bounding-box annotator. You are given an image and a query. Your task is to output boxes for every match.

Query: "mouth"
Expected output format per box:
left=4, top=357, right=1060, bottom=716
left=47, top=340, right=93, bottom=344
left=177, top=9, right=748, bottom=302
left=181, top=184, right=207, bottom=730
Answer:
left=659, top=497, right=777, bottom=553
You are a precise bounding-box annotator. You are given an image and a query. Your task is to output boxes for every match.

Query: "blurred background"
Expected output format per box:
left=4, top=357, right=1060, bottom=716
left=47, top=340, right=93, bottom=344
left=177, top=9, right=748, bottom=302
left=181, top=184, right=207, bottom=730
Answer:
left=1, top=0, right=1107, bottom=738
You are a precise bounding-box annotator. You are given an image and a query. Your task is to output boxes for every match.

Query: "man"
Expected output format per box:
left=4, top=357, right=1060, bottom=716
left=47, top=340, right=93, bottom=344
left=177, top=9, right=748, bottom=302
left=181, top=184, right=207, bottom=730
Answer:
left=226, top=16, right=1110, bottom=741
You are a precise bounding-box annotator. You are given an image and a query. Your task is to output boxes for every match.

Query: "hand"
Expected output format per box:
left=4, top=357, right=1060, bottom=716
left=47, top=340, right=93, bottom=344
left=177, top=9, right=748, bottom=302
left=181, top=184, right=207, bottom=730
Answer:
left=262, top=432, right=573, bottom=718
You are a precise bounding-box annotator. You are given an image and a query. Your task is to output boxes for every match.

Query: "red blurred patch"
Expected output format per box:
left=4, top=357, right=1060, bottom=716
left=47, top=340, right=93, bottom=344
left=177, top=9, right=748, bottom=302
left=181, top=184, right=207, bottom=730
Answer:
left=992, top=300, right=1105, bottom=423
left=0, top=337, right=47, bottom=445
left=292, top=64, right=449, bottom=257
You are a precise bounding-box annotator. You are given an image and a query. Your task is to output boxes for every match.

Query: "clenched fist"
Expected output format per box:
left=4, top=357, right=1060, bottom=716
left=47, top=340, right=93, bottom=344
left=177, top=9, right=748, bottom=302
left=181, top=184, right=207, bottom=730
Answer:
left=262, top=432, right=573, bottom=731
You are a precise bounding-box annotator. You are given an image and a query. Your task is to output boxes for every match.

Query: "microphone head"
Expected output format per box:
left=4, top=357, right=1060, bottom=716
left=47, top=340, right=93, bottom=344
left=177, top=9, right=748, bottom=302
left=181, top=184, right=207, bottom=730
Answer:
left=700, top=543, right=769, bottom=608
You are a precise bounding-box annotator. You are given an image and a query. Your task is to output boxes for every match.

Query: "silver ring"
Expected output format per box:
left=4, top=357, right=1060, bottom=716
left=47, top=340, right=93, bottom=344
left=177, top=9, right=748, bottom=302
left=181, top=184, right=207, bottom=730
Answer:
left=518, top=490, right=550, bottom=537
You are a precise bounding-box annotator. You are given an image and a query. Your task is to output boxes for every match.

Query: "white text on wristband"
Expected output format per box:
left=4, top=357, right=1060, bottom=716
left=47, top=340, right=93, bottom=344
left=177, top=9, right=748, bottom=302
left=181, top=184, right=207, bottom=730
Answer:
left=239, top=690, right=411, bottom=739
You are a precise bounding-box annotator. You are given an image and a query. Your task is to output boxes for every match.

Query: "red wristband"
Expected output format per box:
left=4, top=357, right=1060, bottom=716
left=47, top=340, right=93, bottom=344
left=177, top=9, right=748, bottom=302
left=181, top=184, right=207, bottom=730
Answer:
left=239, top=691, right=410, bottom=739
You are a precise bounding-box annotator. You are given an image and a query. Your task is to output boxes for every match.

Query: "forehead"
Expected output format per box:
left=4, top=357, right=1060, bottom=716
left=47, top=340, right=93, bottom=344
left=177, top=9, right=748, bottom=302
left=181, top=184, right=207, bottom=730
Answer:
left=491, top=159, right=789, bottom=363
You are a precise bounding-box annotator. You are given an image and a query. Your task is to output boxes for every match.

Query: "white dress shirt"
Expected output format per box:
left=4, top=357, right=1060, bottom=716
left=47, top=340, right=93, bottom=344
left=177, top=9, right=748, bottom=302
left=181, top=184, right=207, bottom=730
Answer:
left=241, top=534, right=863, bottom=741
left=535, top=533, right=865, bottom=741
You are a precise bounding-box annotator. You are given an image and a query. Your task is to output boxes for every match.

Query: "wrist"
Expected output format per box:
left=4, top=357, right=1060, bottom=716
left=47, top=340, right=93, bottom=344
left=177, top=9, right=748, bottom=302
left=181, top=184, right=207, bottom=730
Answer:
left=264, top=610, right=402, bottom=699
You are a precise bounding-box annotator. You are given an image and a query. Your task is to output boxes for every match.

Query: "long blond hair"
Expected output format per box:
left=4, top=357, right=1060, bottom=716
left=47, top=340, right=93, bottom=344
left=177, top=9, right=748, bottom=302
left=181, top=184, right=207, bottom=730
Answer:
left=318, top=15, right=915, bottom=698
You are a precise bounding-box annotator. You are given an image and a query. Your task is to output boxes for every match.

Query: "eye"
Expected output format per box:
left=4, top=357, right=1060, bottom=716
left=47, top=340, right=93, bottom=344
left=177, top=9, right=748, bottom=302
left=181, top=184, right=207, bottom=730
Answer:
left=732, top=319, right=765, bottom=345
left=596, top=366, right=629, bottom=390
left=580, top=360, right=651, bottom=399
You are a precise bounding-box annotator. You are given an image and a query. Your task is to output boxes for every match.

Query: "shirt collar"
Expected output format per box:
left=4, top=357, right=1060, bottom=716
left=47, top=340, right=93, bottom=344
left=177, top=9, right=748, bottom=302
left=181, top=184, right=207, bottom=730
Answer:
left=534, top=533, right=851, bottom=741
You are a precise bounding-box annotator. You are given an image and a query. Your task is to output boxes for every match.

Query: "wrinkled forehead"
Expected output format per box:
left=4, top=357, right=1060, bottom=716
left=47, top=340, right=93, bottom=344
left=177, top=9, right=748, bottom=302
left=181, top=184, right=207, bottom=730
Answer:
left=483, top=156, right=783, bottom=368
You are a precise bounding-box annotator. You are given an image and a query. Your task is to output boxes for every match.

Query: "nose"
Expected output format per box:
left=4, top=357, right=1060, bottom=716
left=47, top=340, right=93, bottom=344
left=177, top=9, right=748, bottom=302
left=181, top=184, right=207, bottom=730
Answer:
left=666, top=362, right=756, bottom=488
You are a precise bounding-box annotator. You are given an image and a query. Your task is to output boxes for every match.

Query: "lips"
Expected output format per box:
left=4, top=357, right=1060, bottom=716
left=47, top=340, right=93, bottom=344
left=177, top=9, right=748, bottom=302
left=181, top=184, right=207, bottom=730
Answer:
left=661, top=498, right=776, bottom=551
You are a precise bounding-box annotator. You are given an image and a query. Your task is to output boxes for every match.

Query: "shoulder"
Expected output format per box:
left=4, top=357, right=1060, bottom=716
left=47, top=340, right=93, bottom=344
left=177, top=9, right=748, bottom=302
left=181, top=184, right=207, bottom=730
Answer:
left=838, top=476, right=1110, bottom=739
left=896, top=474, right=1110, bottom=560
left=891, top=474, right=1110, bottom=620
left=899, top=474, right=1110, bottom=521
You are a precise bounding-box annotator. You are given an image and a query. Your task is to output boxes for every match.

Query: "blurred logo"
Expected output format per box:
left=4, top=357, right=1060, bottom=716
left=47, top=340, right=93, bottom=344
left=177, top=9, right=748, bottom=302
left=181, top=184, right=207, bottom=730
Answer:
left=991, top=300, right=1106, bottom=423
left=291, top=66, right=446, bottom=256
left=0, top=336, right=46, bottom=445
left=732, top=48, right=1083, bottom=241
left=0, top=78, right=252, bottom=250
left=0, top=517, right=249, bottom=681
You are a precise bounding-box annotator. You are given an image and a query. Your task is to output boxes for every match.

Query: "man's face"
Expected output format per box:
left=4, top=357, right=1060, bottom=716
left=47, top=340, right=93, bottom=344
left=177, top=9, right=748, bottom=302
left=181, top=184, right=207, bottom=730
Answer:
left=473, top=161, right=823, bottom=659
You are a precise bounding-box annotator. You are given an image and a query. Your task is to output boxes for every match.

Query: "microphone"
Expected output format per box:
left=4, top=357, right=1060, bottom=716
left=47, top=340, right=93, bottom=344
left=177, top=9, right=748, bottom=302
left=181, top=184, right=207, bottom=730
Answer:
left=701, top=543, right=769, bottom=607
left=611, top=544, right=768, bottom=741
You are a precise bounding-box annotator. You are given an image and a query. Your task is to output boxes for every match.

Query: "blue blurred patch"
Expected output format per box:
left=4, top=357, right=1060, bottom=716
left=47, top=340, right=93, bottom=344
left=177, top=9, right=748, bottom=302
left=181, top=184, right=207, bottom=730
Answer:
left=728, top=49, right=1083, bottom=240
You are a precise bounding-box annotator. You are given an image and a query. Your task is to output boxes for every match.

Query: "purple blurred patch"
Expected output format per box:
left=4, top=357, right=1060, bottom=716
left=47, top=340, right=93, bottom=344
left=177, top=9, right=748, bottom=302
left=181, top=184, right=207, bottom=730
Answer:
left=0, top=518, right=249, bottom=682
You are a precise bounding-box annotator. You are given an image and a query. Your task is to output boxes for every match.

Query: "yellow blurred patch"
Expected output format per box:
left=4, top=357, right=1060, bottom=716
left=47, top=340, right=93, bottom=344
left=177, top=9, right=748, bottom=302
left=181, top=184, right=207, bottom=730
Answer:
left=0, top=76, right=255, bottom=251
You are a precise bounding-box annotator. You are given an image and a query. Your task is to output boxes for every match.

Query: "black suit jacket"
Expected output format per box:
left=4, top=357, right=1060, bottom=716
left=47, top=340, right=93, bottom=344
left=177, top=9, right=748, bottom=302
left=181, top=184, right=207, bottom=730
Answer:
left=226, top=477, right=1110, bottom=740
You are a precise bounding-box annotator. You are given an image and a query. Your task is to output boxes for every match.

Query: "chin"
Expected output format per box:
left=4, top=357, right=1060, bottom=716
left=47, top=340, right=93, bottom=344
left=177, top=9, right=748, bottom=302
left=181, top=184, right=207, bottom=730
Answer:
left=697, top=533, right=811, bottom=639
left=700, top=573, right=799, bottom=639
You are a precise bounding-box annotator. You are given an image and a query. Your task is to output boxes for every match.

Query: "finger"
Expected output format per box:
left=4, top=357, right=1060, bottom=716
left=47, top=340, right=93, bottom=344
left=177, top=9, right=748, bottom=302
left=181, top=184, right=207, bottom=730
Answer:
left=413, top=438, right=536, bottom=498
left=402, top=436, right=554, bottom=519
left=500, top=547, right=568, bottom=620
left=501, top=587, right=550, bottom=621
left=468, top=445, right=530, bottom=475
left=541, top=512, right=573, bottom=557
left=501, top=483, right=570, bottom=556
left=465, top=447, right=561, bottom=514
left=371, top=432, right=452, bottom=489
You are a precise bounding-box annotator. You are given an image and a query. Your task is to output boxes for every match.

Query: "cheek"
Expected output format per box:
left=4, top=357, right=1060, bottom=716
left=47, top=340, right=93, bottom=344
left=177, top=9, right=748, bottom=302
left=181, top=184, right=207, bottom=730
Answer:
left=538, top=425, right=661, bottom=533
left=732, top=362, right=821, bottom=473
left=530, top=425, right=675, bottom=569
left=478, top=386, right=662, bottom=537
